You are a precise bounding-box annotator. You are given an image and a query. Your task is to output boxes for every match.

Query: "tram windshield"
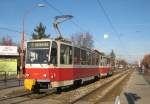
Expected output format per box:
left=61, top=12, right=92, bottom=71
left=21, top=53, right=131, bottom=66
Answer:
left=26, top=49, right=49, bottom=64
left=26, top=41, right=50, bottom=64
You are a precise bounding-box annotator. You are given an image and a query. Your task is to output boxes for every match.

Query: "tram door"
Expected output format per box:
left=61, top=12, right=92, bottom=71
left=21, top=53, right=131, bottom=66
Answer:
left=49, top=41, right=57, bottom=81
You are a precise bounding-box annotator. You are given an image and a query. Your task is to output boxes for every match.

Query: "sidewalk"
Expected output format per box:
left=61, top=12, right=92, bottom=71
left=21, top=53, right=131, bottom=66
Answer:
left=120, top=70, right=150, bottom=104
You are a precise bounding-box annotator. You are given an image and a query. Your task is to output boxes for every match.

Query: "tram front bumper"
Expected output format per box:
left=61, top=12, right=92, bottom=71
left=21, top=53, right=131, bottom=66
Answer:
left=24, top=79, right=36, bottom=91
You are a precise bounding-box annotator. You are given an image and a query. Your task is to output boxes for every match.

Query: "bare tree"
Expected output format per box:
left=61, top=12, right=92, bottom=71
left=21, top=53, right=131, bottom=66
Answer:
left=142, top=54, right=150, bottom=68
left=71, top=32, right=94, bottom=49
left=119, top=59, right=127, bottom=67
left=0, top=36, right=15, bottom=46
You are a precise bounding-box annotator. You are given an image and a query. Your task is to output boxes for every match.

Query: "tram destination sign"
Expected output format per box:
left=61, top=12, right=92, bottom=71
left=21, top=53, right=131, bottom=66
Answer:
left=27, top=41, right=50, bottom=48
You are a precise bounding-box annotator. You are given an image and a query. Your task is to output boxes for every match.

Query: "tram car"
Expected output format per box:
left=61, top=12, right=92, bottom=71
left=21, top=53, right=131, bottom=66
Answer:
left=24, top=38, right=112, bottom=93
left=94, top=50, right=112, bottom=77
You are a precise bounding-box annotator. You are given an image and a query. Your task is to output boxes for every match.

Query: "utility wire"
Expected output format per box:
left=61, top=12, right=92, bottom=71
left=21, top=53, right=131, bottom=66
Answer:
left=43, top=0, right=62, bottom=14
left=43, top=0, right=86, bottom=32
left=0, top=27, right=30, bottom=36
left=96, top=0, right=129, bottom=56
left=0, top=27, right=21, bottom=33
left=96, top=0, right=122, bottom=42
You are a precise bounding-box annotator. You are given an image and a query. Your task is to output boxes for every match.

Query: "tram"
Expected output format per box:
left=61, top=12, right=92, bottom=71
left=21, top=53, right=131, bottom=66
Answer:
left=24, top=38, right=112, bottom=93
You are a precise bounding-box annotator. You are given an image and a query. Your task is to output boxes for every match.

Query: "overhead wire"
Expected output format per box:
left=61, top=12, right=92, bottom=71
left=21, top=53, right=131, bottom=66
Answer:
left=43, top=0, right=131, bottom=60
left=0, top=27, right=30, bottom=36
left=43, top=0, right=86, bottom=32
left=96, top=0, right=130, bottom=59
left=96, top=0, right=122, bottom=43
left=0, top=27, right=21, bottom=34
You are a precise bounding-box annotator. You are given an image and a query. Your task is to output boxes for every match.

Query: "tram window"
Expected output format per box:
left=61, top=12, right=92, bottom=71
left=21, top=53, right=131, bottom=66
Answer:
left=85, top=51, right=89, bottom=65
left=90, top=53, right=92, bottom=65
left=81, top=49, right=86, bottom=65
left=26, top=48, right=49, bottom=64
left=92, top=53, right=96, bottom=65
left=99, top=56, right=101, bottom=65
left=101, top=56, right=103, bottom=60
left=86, top=51, right=91, bottom=65
left=107, top=59, right=108, bottom=64
left=96, top=54, right=99, bottom=65
left=74, top=47, right=80, bottom=65
left=60, top=44, right=72, bottom=64
left=50, top=41, right=57, bottom=64
left=103, top=62, right=105, bottom=66
left=69, top=47, right=72, bottom=64
left=103, top=58, right=106, bottom=66
left=105, top=58, right=107, bottom=66
left=107, top=59, right=110, bottom=65
left=100, top=63, right=102, bottom=66
left=104, top=57, right=107, bottom=66
left=92, top=54, right=94, bottom=65
left=100, top=62, right=102, bottom=66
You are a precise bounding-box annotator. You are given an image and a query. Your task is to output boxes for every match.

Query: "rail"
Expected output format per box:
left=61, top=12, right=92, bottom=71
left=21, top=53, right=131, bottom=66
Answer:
left=114, top=96, right=120, bottom=104
left=68, top=71, right=129, bottom=104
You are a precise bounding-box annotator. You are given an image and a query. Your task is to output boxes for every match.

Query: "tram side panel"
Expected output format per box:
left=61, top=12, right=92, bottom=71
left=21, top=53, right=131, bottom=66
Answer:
left=73, top=67, right=99, bottom=81
left=51, top=67, right=99, bottom=87
left=51, top=67, right=74, bottom=87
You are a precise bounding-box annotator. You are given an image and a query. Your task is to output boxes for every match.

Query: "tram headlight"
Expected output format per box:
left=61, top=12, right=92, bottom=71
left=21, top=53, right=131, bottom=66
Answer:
left=43, top=74, right=47, bottom=78
left=26, top=73, right=30, bottom=77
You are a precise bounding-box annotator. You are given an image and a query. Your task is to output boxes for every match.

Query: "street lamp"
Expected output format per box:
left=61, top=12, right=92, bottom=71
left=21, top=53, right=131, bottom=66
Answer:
left=20, top=3, right=46, bottom=73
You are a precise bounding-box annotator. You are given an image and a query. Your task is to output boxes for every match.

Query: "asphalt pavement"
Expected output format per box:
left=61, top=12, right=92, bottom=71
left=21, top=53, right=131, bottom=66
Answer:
left=120, top=70, right=150, bottom=104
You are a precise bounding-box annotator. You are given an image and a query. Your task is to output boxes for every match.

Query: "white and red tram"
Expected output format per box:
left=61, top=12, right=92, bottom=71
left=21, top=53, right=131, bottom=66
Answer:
left=24, top=39, right=112, bottom=92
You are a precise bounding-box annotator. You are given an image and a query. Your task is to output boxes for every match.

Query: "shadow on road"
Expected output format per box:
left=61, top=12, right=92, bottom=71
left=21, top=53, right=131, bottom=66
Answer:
left=124, top=92, right=141, bottom=104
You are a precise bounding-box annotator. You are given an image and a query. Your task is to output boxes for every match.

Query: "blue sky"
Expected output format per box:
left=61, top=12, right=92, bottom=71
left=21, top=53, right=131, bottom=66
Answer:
left=0, top=0, right=150, bottom=63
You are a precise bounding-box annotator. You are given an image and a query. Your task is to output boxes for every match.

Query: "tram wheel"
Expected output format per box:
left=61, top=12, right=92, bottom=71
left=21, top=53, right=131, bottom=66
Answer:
left=56, top=87, right=62, bottom=94
left=94, top=75, right=100, bottom=81
left=74, top=80, right=82, bottom=87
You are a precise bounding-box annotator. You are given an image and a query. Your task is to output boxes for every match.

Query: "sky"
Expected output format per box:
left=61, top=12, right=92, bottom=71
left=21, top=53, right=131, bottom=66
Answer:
left=0, top=0, right=150, bottom=63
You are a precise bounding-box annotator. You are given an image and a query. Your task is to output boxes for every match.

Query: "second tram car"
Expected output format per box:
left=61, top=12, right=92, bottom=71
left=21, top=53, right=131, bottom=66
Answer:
left=24, top=39, right=112, bottom=92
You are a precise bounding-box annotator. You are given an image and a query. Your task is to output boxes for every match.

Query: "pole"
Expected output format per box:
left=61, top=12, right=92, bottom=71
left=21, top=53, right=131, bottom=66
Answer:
left=20, top=3, right=46, bottom=75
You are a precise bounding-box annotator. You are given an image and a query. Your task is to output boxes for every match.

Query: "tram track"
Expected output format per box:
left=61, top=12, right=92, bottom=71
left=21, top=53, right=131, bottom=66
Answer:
left=0, top=88, right=56, bottom=104
left=40, top=70, right=131, bottom=104
left=69, top=70, right=132, bottom=104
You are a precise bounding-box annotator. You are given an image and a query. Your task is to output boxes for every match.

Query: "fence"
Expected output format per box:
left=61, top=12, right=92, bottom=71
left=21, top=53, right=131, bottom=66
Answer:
left=0, top=71, right=23, bottom=88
